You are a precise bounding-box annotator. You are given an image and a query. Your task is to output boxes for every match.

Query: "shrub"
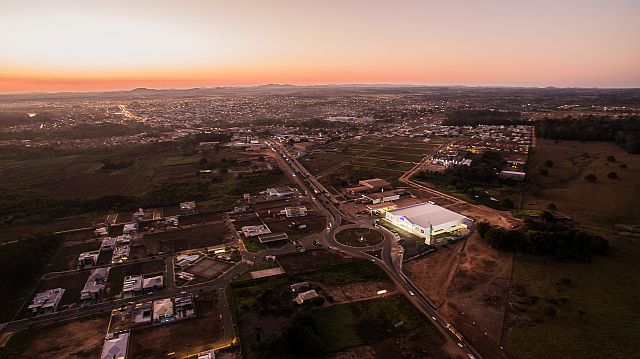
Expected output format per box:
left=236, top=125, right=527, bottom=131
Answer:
left=584, top=173, right=597, bottom=182
left=607, top=172, right=618, bottom=180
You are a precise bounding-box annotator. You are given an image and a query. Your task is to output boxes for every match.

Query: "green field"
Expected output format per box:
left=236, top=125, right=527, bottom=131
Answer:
left=335, top=227, right=384, bottom=247
left=505, top=139, right=640, bottom=358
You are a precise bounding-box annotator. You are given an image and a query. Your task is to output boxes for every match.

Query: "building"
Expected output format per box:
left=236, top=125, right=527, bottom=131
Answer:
left=347, top=178, right=392, bottom=194
left=101, top=331, right=130, bottom=359
left=284, top=206, right=308, bottom=218
left=385, top=202, right=472, bottom=245
left=81, top=267, right=109, bottom=302
left=152, top=298, right=175, bottom=323
left=77, top=250, right=100, bottom=268
left=266, top=186, right=296, bottom=198
left=499, top=170, right=526, bottom=180
left=122, top=223, right=138, bottom=235
left=362, top=190, right=401, bottom=204
left=290, top=282, right=309, bottom=293
left=101, top=237, right=117, bottom=251
left=174, top=295, right=195, bottom=319
left=258, top=232, right=289, bottom=244
left=293, top=289, right=319, bottom=304
left=112, top=245, right=130, bottom=263
left=28, top=288, right=65, bottom=315
left=180, top=201, right=197, bottom=215
left=122, top=275, right=142, bottom=298
left=242, top=224, right=271, bottom=237
left=293, top=141, right=314, bottom=152
left=164, top=216, right=179, bottom=229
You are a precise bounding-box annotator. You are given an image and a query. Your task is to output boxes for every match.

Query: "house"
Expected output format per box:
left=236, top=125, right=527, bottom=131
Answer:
left=112, top=245, right=130, bottom=263
left=242, top=224, right=271, bottom=237
left=152, top=298, right=175, bottom=323
left=94, top=227, right=109, bottom=237
left=101, top=331, right=129, bottom=359
left=143, top=275, right=164, bottom=293
left=180, top=201, right=197, bottom=215
left=293, top=290, right=319, bottom=304
left=122, top=275, right=143, bottom=298
left=122, top=223, right=138, bottom=234
left=175, top=254, right=200, bottom=271
left=293, top=142, right=314, bottom=152
left=28, top=288, right=65, bottom=315
left=290, top=282, right=309, bottom=293
left=174, top=295, right=196, bottom=319
left=101, top=237, right=117, bottom=251
left=77, top=250, right=100, bottom=268
left=266, top=187, right=296, bottom=198
left=164, top=216, right=179, bottom=229
left=133, top=208, right=145, bottom=222
left=284, top=206, right=308, bottom=218
left=81, top=267, right=109, bottom=302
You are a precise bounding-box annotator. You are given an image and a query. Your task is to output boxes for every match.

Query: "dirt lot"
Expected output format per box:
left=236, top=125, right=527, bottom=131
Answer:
left=128, top=292, right=223, bottom=358
left=443, top=234, right=512, bottom=356
left=186, top=258, right=232, bottom=279
left=404, top=241, right=465, bottom=306
left=323, top=280, right=396, bottom=303
left=0, top=313, right=109, bottom=358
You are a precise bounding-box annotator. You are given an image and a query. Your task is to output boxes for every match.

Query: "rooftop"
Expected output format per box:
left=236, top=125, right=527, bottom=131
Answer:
left=388, top=202, right=471, bottom=229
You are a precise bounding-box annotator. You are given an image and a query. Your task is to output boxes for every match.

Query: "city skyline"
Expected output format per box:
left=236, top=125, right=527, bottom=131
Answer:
left=1, top=0, right=639, bottom=93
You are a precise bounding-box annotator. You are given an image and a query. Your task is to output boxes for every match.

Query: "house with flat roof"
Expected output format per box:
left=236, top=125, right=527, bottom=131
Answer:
left=284, top=206, right=308, bottom=218
left=347, top=178, right=392, bottom=194
left=77, top=250, right=100, bottom=268
left=122, top=223, right=138, bottom=234
left=385, top=202, right=472, bottom=245
left=180, top=201, right=197, bottom=215
left=266, top=186, right=296, bottom=198
left=101, top=331, right=130, bottom=359
left=28, top=288, right=65, bottom=315
left=362, top=190, right=402, bottom=204
left=293, top=290, right=319, bottom=304
left=112, top=245, right=130, bottom=264
left=81, top=267, right=109, bottom=302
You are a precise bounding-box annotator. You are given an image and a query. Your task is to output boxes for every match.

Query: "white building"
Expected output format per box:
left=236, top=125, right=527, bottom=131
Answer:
left=180, top=201, right=197, bottom=215
left=266, top=187, right=296, bottom=198
left=385, top=202, right=472, bottom=245
left=77, top=250, right=100, bottom=268
left=81, top=267, right=109, bottom=302
left=28, top=288, right=65, bottom=315
left=284, top=206, right=308, bottom=218
left=101, top=331, right=129, bottom=359
left=293, top=290, right=319, bottom=304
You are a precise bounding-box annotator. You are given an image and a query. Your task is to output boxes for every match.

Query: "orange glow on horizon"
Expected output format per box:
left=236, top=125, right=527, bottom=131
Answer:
left=1, top=0, right=638, bottom=93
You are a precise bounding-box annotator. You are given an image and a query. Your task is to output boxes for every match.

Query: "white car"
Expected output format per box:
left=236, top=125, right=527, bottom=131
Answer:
left=408, top=291, right=415, bottom=296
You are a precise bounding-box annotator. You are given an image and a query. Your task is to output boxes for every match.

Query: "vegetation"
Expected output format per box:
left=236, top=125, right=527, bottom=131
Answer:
left=477, top=219, right=609, bottom=261
left=536, top=115, right=640, bottom=153
left=443, top=109, right=526, bottom=126
left=0, top=235, right=64, bottom=321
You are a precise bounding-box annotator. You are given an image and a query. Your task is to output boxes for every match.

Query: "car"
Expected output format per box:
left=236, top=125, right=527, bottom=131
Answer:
left=408, top=290, right=415, bottom=296
left=457, top=342, right=464, bottom=348
left=467, top=354, right=476, bottom=359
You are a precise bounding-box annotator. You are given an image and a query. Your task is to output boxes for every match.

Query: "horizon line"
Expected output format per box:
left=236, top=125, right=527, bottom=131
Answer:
left=2, top=83, right=640, bottom=96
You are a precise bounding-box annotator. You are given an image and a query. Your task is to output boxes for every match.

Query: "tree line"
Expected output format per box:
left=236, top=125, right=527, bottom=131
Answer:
left=476, top=218, right=609, bottom=261
left=535, top=115, right=640, bottom=154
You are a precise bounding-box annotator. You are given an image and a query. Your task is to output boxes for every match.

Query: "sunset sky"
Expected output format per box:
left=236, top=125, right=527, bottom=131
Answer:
left=1, top=0, right=639, bottom=93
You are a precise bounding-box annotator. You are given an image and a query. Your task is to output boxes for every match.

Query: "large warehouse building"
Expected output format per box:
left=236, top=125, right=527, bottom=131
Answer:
left=385, top=202, right=472, bottom=245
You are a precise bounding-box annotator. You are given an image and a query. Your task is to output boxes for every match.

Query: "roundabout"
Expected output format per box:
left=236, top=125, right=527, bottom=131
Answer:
left=335, top=227, right=385, bottom=247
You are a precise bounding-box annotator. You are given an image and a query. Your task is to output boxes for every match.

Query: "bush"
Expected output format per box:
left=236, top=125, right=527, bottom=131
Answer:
left=311, top=296, right=325, bottom=306
left=607, top=172, right=618, bottom=179
left=620, top=163, right=627, bottom=169
left=539, top=168, right=549, bottom=176
left=606, top=156, right=616, bottom=162
left=584, top=173, right=597, bottom=182
left=544, top=160, right=554, bottom=168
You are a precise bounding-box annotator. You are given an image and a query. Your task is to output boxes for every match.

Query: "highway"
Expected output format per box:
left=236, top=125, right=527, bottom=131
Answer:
left=267, top=140, right=487, bottom=359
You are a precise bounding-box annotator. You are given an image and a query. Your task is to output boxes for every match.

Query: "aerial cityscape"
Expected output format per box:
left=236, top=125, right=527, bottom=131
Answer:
left=0, top=1, right=639, bottom=359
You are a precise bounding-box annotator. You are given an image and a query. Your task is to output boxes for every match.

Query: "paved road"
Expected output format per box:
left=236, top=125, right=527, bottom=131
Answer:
left=268, top=140, right=486, bottom=359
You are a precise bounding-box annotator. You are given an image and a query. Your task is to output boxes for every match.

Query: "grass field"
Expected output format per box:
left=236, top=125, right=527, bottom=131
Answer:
left=142, top=223, right=229, bottom=255
left=524, top=139, right=640, bottom=227
left=335, top=227, right=384, bottom=247
left=505, top=139, right=640, bottom=358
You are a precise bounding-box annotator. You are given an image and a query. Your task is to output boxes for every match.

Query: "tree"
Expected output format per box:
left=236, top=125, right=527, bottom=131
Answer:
left=544, top=160, right=554, bottom=168
left=539, top=168, right=549, bottom=176
left=620, top=163, right=627, bottom=170
left=547, top=203, right=557, bottom=210
left=607, top=171, right=618, bottom=180
left=476, top=221, right=492, bottom=238
left=606, top=156, right=616, bottom=162
left=584, top=173, right=597, bottom=183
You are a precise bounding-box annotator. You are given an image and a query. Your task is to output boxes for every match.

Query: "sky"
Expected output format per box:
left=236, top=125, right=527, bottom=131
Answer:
left=0, top=0, right=639, bottom=93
